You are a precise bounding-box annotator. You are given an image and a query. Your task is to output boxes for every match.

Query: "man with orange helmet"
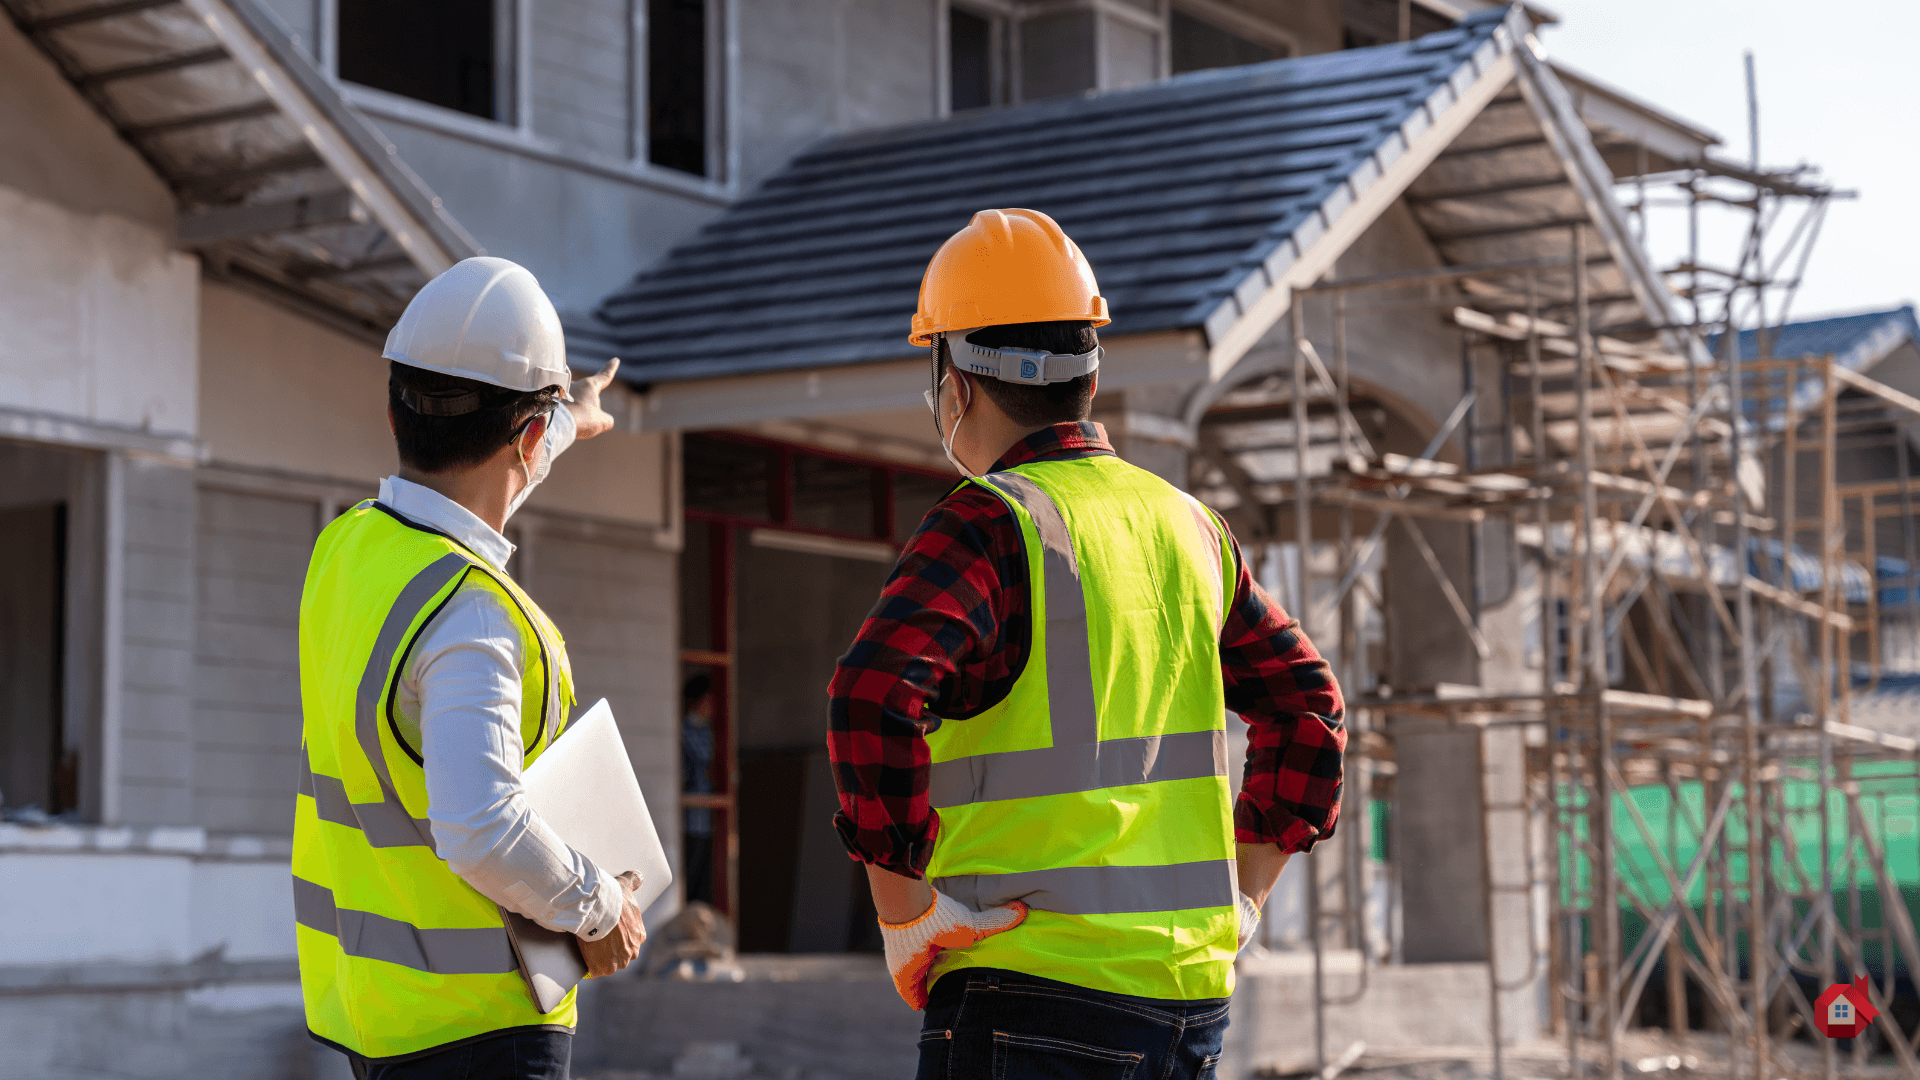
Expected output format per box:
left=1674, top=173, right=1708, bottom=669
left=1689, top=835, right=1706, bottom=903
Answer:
left=826, top=209, right=1347, bottom=1077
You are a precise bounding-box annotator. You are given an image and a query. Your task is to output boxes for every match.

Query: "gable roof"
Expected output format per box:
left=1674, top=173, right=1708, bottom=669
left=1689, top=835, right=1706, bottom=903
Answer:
left=1708, top=306, right=1920, bottom=424
left=1715, top=306, right=1920, bottom=366
left=582, top=8, right=1525, bottom=387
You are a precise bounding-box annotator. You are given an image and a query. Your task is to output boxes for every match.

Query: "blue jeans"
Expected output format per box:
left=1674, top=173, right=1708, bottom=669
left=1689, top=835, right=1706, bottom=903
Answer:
left=346, top=1029, right=571, bottom=1080
left=916, top=968, right=1230, bottom=1080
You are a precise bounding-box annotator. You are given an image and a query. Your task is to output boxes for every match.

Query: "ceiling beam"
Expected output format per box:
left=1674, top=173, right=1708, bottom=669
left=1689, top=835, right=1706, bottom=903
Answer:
left=304, top=253, right=414, bottom=279
left=125, top=99, right=276, bottom=138
left=1406, top=174, right=1570, bottom=203
left=178, top=148, right=325, bottom=194
left=21, top=0, right=177, bottom=32
left=77, top=45, right=226, bottom=86
left=1428, top=215, right=1592, bottom=244
left=176, top=191, right=364, bottom=245
left=1434, top=134, right=1548, bottom=160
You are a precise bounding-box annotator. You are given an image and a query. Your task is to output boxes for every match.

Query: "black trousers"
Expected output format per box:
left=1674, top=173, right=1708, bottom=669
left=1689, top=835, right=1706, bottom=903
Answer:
left=347, top=1029, right=572, bottom=1080
left=917, top=968, right=1230, bottom=1080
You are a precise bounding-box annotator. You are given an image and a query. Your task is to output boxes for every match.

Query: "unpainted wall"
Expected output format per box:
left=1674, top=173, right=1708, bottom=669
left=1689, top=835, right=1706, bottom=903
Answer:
left=0, top=25, right=198, bottom=439
left=735, top=0, right=939, bottom=187
left=198, top=283, right=670, bottom=529
left=364, top=117, right=725, bottom=316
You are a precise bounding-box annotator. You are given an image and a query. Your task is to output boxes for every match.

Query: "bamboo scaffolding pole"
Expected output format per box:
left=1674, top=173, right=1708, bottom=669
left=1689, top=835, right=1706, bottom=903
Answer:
left=1210, top=149, right=1918, bottom=1080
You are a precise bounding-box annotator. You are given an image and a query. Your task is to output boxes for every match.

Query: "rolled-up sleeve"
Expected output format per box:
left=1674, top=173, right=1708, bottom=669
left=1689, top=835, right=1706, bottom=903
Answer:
left=826, top=488, right=1016, bottom=880
left=1217, top=531, right=1347, bottom=853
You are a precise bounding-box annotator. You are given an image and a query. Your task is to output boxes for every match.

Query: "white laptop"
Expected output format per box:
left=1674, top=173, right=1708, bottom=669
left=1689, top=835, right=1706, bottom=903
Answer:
left=503, top=698, right=674, bottom=1011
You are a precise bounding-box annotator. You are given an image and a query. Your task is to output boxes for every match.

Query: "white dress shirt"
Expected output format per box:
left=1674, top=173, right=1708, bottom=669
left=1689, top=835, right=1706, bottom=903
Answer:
left=376, top=422, right=625, bottom=941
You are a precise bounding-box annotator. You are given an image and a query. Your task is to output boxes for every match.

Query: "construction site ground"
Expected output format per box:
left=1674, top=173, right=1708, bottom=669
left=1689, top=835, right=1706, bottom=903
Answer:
left=572, top=1025, right=1907, bottom=1080
left=1276, top=1031, right=1905, bottom=1080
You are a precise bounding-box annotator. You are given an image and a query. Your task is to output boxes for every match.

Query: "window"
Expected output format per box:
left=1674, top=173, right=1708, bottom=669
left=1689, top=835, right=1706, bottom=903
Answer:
left=1170, top=8, right=1279, bottom=75
left=649, top=0, right=709, bottom=176
left=949, top=6, right=995, bottom=111
left=1340, top=0, right=1451, bottom=49
left=338, top=0, right=511, bottom=122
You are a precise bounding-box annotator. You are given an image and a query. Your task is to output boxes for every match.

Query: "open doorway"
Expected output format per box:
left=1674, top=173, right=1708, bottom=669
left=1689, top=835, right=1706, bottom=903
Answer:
left=678, top=432, right=953, bottom=952
left=0, top=441, right=101, bottom=821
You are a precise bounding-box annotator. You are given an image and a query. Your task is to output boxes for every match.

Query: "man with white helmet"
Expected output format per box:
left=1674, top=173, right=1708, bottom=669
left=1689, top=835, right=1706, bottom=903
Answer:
left=293, top=256, right=638, bottom=1079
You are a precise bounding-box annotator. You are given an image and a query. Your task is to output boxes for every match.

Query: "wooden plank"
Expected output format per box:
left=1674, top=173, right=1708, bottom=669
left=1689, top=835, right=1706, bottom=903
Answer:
left=1834, top=363, right=1920, bottom=420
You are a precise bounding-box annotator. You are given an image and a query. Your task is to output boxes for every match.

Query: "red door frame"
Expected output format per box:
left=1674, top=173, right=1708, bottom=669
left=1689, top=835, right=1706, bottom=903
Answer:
left=677, top=432, right=952, bottom=918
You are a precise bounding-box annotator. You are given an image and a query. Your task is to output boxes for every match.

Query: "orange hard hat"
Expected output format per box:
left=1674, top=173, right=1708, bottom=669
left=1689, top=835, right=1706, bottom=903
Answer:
left=909, top=208, right=1110, bottom=347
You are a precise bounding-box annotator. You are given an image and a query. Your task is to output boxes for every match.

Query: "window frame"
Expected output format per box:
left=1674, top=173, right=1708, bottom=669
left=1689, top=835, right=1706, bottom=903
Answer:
left=320, top=0, right=738, bottom=199
left=941, top=0, right=1013, bottom=116
left=1170, top=0, right=1299, bottom=66
left=326, top=0, right=524, bottom=128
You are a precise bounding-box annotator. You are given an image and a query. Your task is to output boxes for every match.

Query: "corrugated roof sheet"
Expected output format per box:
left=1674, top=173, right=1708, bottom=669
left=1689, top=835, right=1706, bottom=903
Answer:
left=582, top=9, right=1514, bottom=385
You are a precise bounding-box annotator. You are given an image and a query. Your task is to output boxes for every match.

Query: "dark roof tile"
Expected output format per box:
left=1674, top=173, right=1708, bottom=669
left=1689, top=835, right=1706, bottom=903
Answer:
left=583, top=9, right=1514, bottom=383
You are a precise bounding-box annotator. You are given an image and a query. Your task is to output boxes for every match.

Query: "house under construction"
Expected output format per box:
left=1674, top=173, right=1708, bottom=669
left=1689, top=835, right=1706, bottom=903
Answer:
left=1194, top=91, right=1920, bottom=1080
left=4, top=0, right=1918, bottom=1076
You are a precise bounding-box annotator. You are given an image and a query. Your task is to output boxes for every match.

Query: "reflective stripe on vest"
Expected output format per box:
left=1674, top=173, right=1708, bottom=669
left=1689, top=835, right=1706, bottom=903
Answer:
left=927, top=471, right=1229, bottom=817
left=929, top=470, right=1235, bottom=918
left=923, top=456, right=1242, bottom=1000
left=300, top=553, right=467, bottom=851
left=292, top=875, right=516, bottom=975
left=937, top=859, right=1238, bottom=917
left=295, top=502, right=576, bottom=1060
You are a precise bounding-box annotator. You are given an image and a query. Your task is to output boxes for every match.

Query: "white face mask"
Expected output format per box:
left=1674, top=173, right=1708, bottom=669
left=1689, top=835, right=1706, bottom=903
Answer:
left=924, top=365, right=975, bottom=478
left=505, top=409, right=559, bottom=520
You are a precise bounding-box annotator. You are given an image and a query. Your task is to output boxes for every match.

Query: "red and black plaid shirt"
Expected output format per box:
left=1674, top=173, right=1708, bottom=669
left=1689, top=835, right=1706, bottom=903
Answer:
left=827, top=421, right=1346, bottom=879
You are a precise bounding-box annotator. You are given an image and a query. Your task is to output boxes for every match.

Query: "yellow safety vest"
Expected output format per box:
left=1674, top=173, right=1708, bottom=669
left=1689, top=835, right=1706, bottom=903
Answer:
left=925, top=454, right=1243, bottom=1000
left=293, top=500, right=575, bottom=1060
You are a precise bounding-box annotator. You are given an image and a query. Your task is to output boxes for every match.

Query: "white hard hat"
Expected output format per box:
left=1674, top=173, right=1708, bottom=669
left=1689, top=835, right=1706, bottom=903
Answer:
left=383, top=256, right=571, bottom=397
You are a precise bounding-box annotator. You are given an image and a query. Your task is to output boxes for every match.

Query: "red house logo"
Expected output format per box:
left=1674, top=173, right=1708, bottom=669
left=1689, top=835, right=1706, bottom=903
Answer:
left=1813, top=977, right=1881, bottom=1039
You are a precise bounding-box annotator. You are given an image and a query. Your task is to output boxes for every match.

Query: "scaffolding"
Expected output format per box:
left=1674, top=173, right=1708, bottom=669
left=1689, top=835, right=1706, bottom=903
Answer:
left=1198, top=143, right=1920, bottom=1079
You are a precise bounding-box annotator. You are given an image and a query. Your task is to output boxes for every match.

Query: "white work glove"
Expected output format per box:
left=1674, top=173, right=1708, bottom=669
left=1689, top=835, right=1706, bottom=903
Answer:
left=879, top=890, right=1028, bottom=1010
left=1236, top=892, right=1262, bottom=953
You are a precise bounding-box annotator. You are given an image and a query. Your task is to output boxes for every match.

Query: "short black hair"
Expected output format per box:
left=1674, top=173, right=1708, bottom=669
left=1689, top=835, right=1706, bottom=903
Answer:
left=934, top=320, right=1098, bottom=429
left=682, top=672, right=713, bottom=706
left=389, top=361, right=561, bottom=474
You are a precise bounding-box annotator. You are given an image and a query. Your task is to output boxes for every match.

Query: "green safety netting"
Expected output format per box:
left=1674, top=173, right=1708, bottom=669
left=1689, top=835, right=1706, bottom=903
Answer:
left=1552, top=761, right=1920, bottom=970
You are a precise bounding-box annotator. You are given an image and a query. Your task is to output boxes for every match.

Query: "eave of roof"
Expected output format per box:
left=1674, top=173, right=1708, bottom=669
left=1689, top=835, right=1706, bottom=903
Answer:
left=1551, top=57, right=1720, bottom=168
left=1, top=0, right=481, bottom=338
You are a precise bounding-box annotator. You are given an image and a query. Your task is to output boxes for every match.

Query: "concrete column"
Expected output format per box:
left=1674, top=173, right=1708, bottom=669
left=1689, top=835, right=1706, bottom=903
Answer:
left=1384, top=515, right=1538, bottom=1042
left=1098, top=382, right=1197, bottom=490
left=1384, top=513, right=1491, bottom=961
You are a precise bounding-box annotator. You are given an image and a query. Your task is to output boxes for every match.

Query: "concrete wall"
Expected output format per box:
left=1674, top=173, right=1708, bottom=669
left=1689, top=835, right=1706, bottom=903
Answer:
left=193, top=487, right=317, bottom=836
left=0, top=172, right=196, bottom=438
left=117, top=458, right=201, bottom=827
left=515, top=517, right=683, bottom=928
left=735, top=0, right=939, bottom=187
left=198, top=282, right=670, bottom=529
left=0, top=24, right=197, bottom=440
left=367, top=118, right=724, bottom=315
left=531, top=0, right=633, bottom=159
left=0, top=19, right=172, bottom=232
left=0, top=826, right=301, bottom=1080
